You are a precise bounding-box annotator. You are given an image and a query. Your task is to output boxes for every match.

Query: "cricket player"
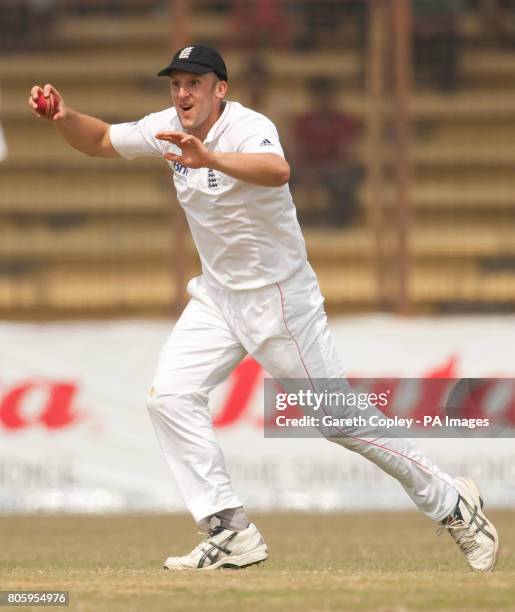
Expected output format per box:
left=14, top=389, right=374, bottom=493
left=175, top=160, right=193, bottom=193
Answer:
left=29, top=45, right=499, bottom=572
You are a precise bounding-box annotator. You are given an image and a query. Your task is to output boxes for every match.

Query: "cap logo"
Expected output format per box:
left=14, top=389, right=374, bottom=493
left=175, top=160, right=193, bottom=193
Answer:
left=178, top=46, right=194, bottom=59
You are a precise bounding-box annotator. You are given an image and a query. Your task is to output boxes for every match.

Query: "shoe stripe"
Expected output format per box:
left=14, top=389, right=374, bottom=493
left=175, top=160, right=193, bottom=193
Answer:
left=473, top=516, right=496, bottom=542
left=459, top=494, right=497, bottom=543
left=199, top=546, right=223, bottom=569
left=197, top=532, right=238, bottom=569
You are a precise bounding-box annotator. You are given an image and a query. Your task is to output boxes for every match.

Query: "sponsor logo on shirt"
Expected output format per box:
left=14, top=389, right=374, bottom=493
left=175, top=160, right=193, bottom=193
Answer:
left=173, top=161, right=189, bottom=178
left=259, top=138, right=273, bottom=147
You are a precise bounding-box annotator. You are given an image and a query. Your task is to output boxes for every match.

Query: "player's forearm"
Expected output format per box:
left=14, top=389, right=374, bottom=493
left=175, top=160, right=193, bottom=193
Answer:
left=210, top=152, right=290, bottom=187
left=55, top=109, right=118, bottom=158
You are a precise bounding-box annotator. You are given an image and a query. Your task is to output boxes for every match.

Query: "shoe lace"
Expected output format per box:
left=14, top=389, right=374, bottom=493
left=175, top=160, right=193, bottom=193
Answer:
left=189, top=526, right=228, bottom=558
left=437, top=517, right=481, bottom=556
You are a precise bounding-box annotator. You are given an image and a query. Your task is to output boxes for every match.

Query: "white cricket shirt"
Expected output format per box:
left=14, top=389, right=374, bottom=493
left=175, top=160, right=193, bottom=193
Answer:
left=109, top=101, right=307, bottom=290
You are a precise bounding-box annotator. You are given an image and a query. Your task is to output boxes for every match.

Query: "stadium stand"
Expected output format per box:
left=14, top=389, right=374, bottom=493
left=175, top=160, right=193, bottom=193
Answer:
left=0, top=1, right=514, bottom=317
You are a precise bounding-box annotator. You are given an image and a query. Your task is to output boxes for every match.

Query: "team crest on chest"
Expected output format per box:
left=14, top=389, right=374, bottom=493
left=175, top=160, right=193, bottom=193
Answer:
left=207, top=169, right=218, bottom=189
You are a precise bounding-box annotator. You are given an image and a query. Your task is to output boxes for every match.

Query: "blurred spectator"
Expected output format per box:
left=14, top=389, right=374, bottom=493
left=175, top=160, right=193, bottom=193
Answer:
left=413, top=0, right=465, bottom=92
left=290, top=77, right=362, bottom=228
left=237, top=55, right=290, bottom=138
left=0, top=1, right=29, bottom=50
left=0, top=0, right=57, bottom=51
left=478, top=0, right=515, bottom=49
left=0, top=92, right=7, bottom=162
left=0, top=87, right=6, bottom=161
left=228, top=0, right=293, bottom=51
left=243, top=56, right=271, bottom=113
left=71, top=0, right=161, bottom=14
left=30, top=0, right=57, bottom=42
left=293, top=0, right=364, bottom=51
left=0, top=125, right=6, bottom=162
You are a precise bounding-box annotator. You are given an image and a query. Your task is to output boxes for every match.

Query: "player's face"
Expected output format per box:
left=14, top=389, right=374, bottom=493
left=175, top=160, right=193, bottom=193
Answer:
left=169, top=71, right=227, bottom=139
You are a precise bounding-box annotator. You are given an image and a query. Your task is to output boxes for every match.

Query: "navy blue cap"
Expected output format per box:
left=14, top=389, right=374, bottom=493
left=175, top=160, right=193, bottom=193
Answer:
left=157, top=44, right=228, bottom=81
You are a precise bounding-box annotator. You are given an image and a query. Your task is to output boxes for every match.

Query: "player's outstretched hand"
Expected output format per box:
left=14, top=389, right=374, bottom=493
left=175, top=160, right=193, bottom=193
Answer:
left=28, top=84, right=67, bottom=121
left=156, top=131, right=215, bottom=169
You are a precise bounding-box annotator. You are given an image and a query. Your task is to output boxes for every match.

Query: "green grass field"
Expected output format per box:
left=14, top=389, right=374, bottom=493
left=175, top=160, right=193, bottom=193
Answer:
left=1, top=511, right=514, bottom=611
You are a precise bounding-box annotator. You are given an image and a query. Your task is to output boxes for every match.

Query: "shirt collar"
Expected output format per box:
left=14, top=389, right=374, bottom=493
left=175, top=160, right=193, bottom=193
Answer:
left=204, top=100, right=233, bottom=144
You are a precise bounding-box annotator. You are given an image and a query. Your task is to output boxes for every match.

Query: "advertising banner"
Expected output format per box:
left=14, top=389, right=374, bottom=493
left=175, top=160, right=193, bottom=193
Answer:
left=1, top=316, right=514, bottom=513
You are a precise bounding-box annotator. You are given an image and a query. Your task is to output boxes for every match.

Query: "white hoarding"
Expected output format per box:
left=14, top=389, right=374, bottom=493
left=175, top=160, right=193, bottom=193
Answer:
left=0, top=316, right=514, bottom=513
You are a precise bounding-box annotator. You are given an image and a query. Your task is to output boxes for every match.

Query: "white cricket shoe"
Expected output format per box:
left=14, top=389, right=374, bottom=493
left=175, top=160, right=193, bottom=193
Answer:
left=163, top=523, right=268, bottom=570
left=440, top=477, right=499, bottom=572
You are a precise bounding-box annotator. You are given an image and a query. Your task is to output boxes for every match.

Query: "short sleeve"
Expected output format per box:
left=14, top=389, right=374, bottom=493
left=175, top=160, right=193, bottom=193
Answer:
left=109, top=113, right=166, bottom=160
left=235, top=117, right=285, bottom=157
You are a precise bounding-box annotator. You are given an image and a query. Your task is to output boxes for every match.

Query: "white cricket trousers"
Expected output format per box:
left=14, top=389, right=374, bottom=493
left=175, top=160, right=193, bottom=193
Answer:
left=146, top=262, right=458, bottom=524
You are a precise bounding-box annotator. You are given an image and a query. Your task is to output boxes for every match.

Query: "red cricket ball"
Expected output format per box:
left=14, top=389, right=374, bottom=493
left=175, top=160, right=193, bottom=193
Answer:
left=36, top=92, right=55, bottom=118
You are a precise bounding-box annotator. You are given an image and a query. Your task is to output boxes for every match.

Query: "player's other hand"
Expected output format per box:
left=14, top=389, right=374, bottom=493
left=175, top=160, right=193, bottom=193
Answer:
left=156, top=131, right=215, bottom=169
left=28, top=84, right=67, bottom=121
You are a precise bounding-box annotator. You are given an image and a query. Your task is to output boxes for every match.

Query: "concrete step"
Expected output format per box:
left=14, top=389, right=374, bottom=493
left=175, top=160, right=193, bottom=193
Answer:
left=305, top=225, right=515, bottom=261
left=0, top=49, right=360, bottom=85
left=318, top=266, right=515, bottom=307
left=55, top=14, right=226, bottom=51
left=0, top=214, right=513, bottom=262
left=0, top=217, right=189, bottom=260
left=360, top=180, right=515, bottom=210
left=0, top=170, right=170, bottom=213
left=6, top=116, right=515, bottom=168
left=0, top=255, right=513, bottom=316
